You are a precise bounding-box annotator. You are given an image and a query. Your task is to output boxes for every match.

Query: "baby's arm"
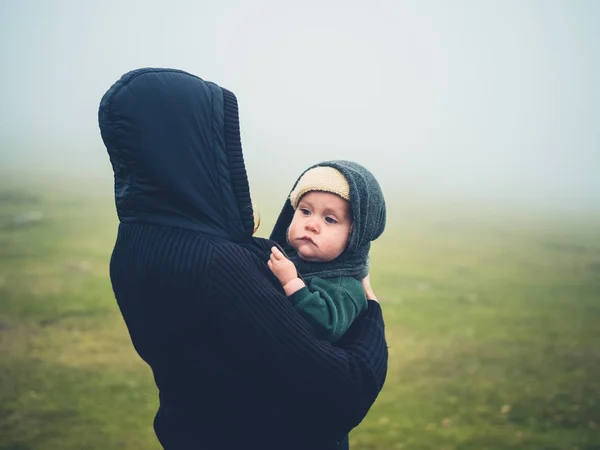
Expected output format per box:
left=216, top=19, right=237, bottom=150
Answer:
left=267, top=248, right=366, bottom=341
left=268, top=246, right=305, bottom=295
left=289, top=278, right=367, bottom=342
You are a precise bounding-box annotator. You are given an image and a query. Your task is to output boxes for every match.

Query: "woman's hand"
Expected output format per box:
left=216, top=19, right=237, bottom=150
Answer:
left=361, top=273, right=378, bottom=302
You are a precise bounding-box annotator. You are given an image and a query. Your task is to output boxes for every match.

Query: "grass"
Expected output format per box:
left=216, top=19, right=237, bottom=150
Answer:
left=0, top=174, right=599, bottom=449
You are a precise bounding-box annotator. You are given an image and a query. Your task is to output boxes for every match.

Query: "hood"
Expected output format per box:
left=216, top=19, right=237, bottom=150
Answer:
left=270, top=160, right=386, bottom=279
left=98, top=68, right=254, bottom=243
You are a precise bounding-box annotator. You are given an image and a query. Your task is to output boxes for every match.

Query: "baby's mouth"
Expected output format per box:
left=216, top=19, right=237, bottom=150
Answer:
left=299, top=236, right=316, bottom=245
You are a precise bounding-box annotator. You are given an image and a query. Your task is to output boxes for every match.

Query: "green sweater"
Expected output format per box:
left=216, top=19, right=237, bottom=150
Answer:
left=288, top=276, right=368, bottom=342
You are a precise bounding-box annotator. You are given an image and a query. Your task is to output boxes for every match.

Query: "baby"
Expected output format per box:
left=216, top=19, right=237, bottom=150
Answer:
left=269, top=160, right=386, bottom=342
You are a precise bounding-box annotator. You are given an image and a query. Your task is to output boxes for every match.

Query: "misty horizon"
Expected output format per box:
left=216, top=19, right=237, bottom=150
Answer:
left=1, top=0, right=599, bottom=212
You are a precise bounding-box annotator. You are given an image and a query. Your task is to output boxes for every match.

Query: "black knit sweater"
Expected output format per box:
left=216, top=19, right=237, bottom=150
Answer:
left=99, top=68, right=388, bottom=450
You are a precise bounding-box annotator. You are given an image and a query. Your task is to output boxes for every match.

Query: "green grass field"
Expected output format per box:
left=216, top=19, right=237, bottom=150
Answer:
left=1, top=174, right=599, bottom=450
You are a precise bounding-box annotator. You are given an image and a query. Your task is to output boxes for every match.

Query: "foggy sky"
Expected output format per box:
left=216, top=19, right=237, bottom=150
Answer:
left=1, top=0, right=599, bottom=210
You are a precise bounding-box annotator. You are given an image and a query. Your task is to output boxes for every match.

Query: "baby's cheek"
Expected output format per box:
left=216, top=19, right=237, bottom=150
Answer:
left=329, top=241, right=346, bottom=258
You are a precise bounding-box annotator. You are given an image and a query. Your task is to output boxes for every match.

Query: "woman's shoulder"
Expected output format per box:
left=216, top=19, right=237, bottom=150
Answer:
left=207, top=238, right=284, bottom=297
left=209, top=237, right=271, bottom=272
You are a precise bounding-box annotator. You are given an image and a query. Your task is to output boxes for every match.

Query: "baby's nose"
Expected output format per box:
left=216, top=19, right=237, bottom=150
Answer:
left=305, top=219, right=318, bottom=232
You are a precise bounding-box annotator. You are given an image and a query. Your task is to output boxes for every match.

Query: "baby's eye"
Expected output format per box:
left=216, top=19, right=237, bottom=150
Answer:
left=300, top=208, right=311, bottom=216
left=325, top=217, right=338, bottom=224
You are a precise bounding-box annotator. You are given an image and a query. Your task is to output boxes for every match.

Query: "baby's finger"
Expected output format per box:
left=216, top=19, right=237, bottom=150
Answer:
left=271, top=246, right=284, bottom=260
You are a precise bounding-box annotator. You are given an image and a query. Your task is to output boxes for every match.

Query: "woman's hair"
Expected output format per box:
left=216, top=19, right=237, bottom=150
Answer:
left=253, top=208, right=260, bottom=235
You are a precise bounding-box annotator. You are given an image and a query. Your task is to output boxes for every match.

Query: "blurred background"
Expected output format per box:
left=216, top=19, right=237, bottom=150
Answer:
left=1, top=1, right=599, bottom=449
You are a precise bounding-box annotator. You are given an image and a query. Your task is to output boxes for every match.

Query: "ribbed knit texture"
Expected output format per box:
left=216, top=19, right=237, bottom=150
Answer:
left=110, top=223, right=387, bottom=450
left=222, top=88, right=255, bottom=238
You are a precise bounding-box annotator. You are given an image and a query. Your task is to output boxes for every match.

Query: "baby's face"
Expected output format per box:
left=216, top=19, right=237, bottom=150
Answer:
left=288, top=191, right=352, bottom=263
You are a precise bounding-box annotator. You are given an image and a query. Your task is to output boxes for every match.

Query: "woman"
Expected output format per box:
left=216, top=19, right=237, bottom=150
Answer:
left=98, top=68, right=387, bottom=450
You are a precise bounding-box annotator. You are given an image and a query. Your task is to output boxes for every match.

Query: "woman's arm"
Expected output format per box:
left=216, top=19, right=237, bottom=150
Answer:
left=209, top=244, right=387, bottom=437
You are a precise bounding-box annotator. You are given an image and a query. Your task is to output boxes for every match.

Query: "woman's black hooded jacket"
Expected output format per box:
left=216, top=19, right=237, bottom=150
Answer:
left=98, top=68, right=388, bottom=450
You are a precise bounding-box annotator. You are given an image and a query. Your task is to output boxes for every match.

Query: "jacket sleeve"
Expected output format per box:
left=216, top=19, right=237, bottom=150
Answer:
left=288, top=277, right=368, bottom=342
left=209, top=245, right=388, bottom=438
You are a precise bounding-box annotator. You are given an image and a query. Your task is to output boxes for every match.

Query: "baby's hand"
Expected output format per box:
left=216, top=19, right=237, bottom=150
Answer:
left=268, top=246, right=298, bottom=286
left=268, top=247, right=305, bottom=296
